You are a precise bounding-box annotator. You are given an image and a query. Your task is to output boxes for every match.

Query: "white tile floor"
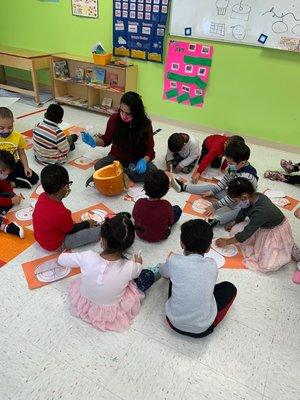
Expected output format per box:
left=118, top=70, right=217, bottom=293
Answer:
left=1, top=102, right=299, bottom=400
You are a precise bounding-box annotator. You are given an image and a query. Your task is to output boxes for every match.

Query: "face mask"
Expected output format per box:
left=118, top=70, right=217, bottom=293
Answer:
left=0, top=172, right=8, bottom=180
left=0, top=131, right=12, bottom=138
left=120, top=113, right=133, bottom=124
left=239, top=199, right=250, bottom=209
left=228, top=164, right=237, bottom=173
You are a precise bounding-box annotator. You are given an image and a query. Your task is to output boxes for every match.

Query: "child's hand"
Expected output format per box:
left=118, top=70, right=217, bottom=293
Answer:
left=201, top=190, right=213, bottom=198
left=174, top=165, right=182, bottom=173
left=191, top=172, right=200, bottom=184
left=225, top=223, right=234, bottom=232
left=215, top=238, right=227, bottom=247
left=11, top=195, right=22, bottom=205
left=87, top=219, right=98, bottom=227
left=24, top=167, right=33, bottom=177
left=203, top=205, right=214, bottom=217
left=134, top=253, right=143, bottom=264
left=166, top=251, right=175, bottom=260
left=166, top=161, right=172, bottom=172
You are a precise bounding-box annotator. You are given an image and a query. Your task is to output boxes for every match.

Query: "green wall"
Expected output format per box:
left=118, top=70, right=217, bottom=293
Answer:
left=0, top=0, right=299, bottom=147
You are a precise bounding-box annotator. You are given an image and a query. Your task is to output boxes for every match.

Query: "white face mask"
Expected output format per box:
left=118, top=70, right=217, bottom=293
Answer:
left=0, top=172, right=8, bottom=180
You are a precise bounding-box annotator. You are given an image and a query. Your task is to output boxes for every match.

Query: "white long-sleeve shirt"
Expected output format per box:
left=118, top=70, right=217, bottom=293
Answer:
left=58, top=250, right=143, bottom=306
left=166, top=134, right=200, bottom=167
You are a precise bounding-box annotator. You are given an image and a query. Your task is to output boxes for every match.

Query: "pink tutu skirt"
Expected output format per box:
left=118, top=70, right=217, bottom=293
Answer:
left=68, top=278, right=145, bottom=332
left=232, top=219, right=294, bottom=273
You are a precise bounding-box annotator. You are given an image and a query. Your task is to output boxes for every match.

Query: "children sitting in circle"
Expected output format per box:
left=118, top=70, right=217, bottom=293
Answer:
left=215, top=178, right=299, bottom=273
left=0, top=107, right=38, bottom=188
left=133, top=169, right=182, bottom=242
left=166, top=132, right=200, bottom=174
left=33, top=104, right=78, bottom=165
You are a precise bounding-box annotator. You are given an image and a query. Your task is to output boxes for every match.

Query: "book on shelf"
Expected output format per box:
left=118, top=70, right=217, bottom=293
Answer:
left=85, top=67, right=106, bottom=85
left=101, top=97, right=113, bottom=107
left=85, top=68, right=93, bottom=84
left=107, top=72, right=118, bottom=87
left=90, top=104, right=117, bottom=115
left=73, top=67, right=85, bottom=82
left=53, top=60, right=69, bottom=79
left=108, top=86, right=125, bottom=93
left=56, top=95, right=88, bottom=108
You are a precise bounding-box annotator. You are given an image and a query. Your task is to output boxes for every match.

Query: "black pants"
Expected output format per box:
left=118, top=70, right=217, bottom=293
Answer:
left=8, top=159, right=39, bottom=185
left=167, top=281, right=237, bottom=338
left=0, top=192, right=14, bottom=225
left=284, top=174, right=300, bottom=185
left=198, top=141, right=222, bottom=168
left=169, top=153, right=198, bottom=173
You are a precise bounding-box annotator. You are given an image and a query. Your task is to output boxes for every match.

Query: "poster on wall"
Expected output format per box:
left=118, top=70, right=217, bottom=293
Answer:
left=163, top=40, right=214, bottom=108
left=113, top=0, right=170, bottom=63
left=71, top=0, right=98, bottom=18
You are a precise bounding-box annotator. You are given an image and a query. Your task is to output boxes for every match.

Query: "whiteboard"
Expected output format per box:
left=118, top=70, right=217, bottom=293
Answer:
left=169, top=0, right=300, bottom=51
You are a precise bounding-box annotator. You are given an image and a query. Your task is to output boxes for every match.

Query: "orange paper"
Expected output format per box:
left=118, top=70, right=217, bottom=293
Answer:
left=183, top=194, right=211, bottom=219
left=0, top=228, right=35, bottom=263
left=222, top=246, right=245, bottom=269
left=22, top=252, right=80, bottom=290
left=5, top=207, right=34, bottom=228
left=264, top=190, right=299, bottom=211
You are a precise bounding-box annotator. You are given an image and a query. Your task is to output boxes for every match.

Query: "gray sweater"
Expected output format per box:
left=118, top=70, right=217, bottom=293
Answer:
left=160, top=253, right=218, bottom=334
left=235, top=193, right=285, bottom=242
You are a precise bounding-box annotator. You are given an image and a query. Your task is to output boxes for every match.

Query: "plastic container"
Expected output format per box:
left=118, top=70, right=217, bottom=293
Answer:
left=92, top=53, right=112, bottom=66
left=93, top=161, right=124, bottom=196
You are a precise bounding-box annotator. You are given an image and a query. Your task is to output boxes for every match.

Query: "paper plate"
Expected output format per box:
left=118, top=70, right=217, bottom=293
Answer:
left=30, top=198, right=38, bottom=208
left=272, top=198, right=290, bottom=207
left=205, top=248, right=225, bottom=269
left=35, top=185, right=44, bottom=195
left=74, top=156, right=93, bottom=166
left=211, top=239, right=238, bottom=257
left=81, top=209, right=107, bottom=223
left=192, top=199, right=212, bottom=214
left=265, top=189, right=286, bottom=199
left=15, top=207, right=33, bottom=221
left=35, top=259, right=71, bottom=283
left=127, top=186, right=145, bottom=201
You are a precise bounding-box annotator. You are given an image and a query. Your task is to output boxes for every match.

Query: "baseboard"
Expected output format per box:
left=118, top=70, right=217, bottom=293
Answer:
left=151, top=114, right=300, bottom=155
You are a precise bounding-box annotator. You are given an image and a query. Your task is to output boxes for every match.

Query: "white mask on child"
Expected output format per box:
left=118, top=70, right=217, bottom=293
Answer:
left=239, top=199, right=250, bottom=209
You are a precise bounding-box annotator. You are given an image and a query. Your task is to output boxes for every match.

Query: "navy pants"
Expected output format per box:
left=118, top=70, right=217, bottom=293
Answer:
left=8, top=160, right=39, bottom=186
left=134, top=269, right=155, bottom=292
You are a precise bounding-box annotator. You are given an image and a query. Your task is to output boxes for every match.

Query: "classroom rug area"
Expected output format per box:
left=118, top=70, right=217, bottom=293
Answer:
left=1, top=102, right=299, bottom=400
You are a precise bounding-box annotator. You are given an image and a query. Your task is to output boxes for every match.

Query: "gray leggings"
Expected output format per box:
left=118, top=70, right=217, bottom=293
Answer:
left=64, top=226, right=101, bottom=249
left=94, top=154, right=157, bottom=183
left=185, top=183, right=240, bottom=225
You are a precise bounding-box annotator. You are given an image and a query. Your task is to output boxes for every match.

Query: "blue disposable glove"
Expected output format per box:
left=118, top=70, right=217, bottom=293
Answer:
left=82, top=131, right=96, bottom=148
left=135, top=158, right=147, bottom=174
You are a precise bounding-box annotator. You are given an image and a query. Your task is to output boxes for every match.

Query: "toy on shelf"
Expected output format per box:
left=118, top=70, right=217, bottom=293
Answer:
left=93, top=161, right=124, bottom=196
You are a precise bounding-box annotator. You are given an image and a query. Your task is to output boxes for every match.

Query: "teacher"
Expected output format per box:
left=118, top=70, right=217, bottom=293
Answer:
left=85, top=91, right=156, bottom=186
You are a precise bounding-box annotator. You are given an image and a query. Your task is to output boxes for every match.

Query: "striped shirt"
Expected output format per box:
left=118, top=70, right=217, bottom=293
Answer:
left=33, top=118, right=70, bottom=164
left=212, top=164, right=258, bottom=210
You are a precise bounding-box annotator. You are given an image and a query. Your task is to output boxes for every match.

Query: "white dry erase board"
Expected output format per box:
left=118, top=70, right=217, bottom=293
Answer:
left=169, top=1, right=300, bottom=51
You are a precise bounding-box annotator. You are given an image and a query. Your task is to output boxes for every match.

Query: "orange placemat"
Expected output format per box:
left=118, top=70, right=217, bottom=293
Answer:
left=264, top=190, right=299, bottom=211
left=72, top=202, right=114, bottom=223
left=22, top=252, right=80, bottom=290
left=221, top=246, right=246, bottom=269
left=183, top=194, right=215, bottom=219
left=68, top=156, right=98, bottom=170
left=5, top=207, right=34, bottom=228
left=0, top=228, right=35, bottom=263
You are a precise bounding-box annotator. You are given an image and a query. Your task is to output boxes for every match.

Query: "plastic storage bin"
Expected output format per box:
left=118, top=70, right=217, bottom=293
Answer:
left=93, top=161, right=124, bottom=196
left=92, top=53, right=112, bottom=66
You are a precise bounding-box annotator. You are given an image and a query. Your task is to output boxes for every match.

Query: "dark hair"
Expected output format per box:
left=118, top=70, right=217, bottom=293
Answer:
left=227, top=135, right=245, bottom=145
left=114, top=91, right=151, bottom=160
left=168, top=133, right=185, bottom=152
left=225, top=141, right=250, bottom=163
left=101, top=213, right=135, bottom=255
left=45, top=104, right=64, bottom=124
left=227, top=177, right=255, bottom=198
left=41, top=164, right=69, bottom=194
left=0, top=107, right=13, bottom=120
left=0, top=150, right=16, bottom=170
left=144, top=169, right=169, bottom=199
left=181, top=219, right=213, bottom=254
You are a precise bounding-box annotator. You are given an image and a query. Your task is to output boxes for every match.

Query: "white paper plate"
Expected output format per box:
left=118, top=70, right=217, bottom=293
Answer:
left=35, top=185, right=44, bottom=196
left=192, top=199, right=212, bottom=214
left=81, top=209, right=107, bottom=223
left=211, top=239, right=238, bottom=257
left=272, top=198, right=290, bottom=207
left=35, top=259, right=71, bottom=283
left=265, top=189, right=286, bottom=199
left=127, top=187, right=145, bottom=201
left=205, top=248, right=225, bottom=269
left=15, top=207, right=33, bottom=221
left=74, top=156, right=93, bottom=166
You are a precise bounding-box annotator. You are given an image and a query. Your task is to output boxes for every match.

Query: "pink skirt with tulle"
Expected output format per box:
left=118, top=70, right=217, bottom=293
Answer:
left=68, top=278, right=145, bottom=332
left=232, top=219, right=294, bottom=273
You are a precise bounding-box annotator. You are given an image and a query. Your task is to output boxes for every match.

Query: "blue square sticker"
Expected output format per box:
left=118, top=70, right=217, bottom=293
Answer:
left=185, top=27, right=192, bottom=36
left=258, top=34, right=268, bottom=44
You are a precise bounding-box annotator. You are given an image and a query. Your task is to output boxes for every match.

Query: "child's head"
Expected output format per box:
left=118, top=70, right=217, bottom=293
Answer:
left=227, top=177, right=255, bottom=208
left=45, top=104, right=64, bottom=124
left=0, top=150, right=15, bottom=180
left=41, top=164, right=71, bottom=198
left=168, top=133, right=185, bottom=153
left=144, top=169, right=169, bottom=199
left=224, top=141, right=250, bottom=169
left=0, top=107, right=14, bottom=138
left=180, top=219, right=213, bottom=255
left=226, top=135, right=245, bottom=147
left=100, top=213, right=135, bottom=255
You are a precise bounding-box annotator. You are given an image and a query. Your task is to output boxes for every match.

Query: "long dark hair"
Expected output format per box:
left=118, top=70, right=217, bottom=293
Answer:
left=114, top=92, right=151, bottom=160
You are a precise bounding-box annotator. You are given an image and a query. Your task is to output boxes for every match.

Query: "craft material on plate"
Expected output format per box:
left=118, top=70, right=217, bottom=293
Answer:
left=204, top=248, right=225, bottom=269
left=35, top=185, right=44, bottom=196
left=73, top=156, right=94, bottom=166
left=265, top=189, right=286, bottom=199
left=81, top=209, right=107, bottom=223
left=127, top=186, right=145, bottom=201
left=191, top=199, right=212, bottom=213
left=15, top=207, right=33, bottom=221
left=35, top=259, right=71, bottom=283
left=211, top=239, right=238, bottom=257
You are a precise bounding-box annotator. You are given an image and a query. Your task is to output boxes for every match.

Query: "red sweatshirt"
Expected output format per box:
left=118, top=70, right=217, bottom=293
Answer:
left=0, top=180, right=15, bottom=207
left=197, top=134, right=228, bottom=174
left=101, top=113, right=155, bottom=163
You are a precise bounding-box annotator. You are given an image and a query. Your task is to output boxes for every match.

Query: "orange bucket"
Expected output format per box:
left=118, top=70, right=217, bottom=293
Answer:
left=92, top=53, right=112, bottom=66
left=93, top=161, right=124, bottom=196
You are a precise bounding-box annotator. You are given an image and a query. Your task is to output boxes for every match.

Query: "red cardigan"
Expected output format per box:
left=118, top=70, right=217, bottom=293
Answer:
left=101, top=113, right=155, bottom=163
left=196, top=134, right=228, bottom=174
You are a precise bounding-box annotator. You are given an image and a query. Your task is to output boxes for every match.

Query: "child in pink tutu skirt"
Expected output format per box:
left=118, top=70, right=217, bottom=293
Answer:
left=215, top=178, right=299, bottom=273
left=58, top=213, right=159, bottom=332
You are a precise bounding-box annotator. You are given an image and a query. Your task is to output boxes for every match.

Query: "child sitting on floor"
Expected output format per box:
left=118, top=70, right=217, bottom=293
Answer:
left=191, top=134, right=245, bottom=183
left=264, top=158, right=300, bottom=185
left=172, top=141, right=258, bottom=227
left=166, top=132, right=200, bottom=174
left=215, top=177, right=299, bottom=273
left=0, top=107, right=38, bottom=188
left=0, top=150, right=24, bottom=238
left=159, top=219, right=237, bottom=338
left=132, top=169, right=182, bottom=242
left=33, top=104, right=78, bottom=165
left=58, top=214, right=160, bottom=332
left=33, top=164, right=100, bottom=251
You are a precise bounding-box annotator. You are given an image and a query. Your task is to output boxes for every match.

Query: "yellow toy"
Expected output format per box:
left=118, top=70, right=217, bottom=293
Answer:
left=93, top=161, right=124, bottom=196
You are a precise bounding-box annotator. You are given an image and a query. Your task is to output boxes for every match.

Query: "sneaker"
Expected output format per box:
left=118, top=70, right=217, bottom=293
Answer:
left=263, top=170, right=286, bottom=182
left=280, top=159, right=295, bottom=174
left=14, top=178, right=32, bottom=189
left=69, top=134, right=78, bottom=151
left=208, top=218, right=219, bottom=228
left=291, top=244, right=300, bottom=262
left=5, top=222, right=24, bottom=238
left=171, top=177, right=185, bottom=192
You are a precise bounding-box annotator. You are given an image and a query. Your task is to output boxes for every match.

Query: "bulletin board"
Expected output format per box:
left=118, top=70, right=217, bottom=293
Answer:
left=169, top=0, right=300, bottom=52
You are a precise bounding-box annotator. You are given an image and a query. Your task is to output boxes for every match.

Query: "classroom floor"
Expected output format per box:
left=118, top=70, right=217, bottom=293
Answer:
left=1, top=102, right=299, bottom=400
